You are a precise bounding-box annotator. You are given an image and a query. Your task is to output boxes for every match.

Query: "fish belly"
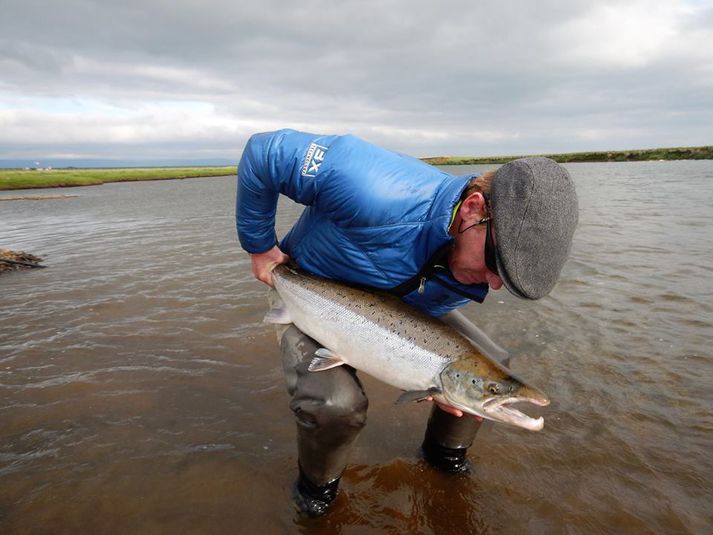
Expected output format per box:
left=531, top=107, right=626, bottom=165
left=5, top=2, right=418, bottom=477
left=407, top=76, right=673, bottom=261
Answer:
left=278, top=282, right=445, bottom=392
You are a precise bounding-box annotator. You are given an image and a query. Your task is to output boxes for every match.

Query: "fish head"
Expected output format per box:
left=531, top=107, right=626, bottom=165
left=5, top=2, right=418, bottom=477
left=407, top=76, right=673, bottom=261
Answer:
left=439, top=359, right=550, bottom=431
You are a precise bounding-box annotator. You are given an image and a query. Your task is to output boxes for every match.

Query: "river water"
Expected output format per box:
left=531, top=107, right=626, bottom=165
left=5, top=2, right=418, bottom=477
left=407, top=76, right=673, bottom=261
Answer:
left=1, top=161, right=711, bottom=534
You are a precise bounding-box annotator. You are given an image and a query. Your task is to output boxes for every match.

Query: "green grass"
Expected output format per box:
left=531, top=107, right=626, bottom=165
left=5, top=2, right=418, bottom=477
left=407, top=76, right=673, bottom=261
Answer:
left=0, top=166, right=236, bottom=191
left=2, top=144, right=711, bottom=190
left=422, top=145, right=713, bottom=165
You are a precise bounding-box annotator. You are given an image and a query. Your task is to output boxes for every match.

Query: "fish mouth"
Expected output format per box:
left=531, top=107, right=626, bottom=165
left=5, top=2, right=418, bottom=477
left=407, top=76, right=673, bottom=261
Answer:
left=481, top=396, right=550, bottom=431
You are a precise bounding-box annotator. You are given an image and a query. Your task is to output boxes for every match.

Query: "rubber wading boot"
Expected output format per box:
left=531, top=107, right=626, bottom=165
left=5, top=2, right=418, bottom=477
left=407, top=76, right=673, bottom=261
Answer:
left=293, top=467, right=340, bottom=517
left=421, top=434, right=469, bottom=473
left=421, top=405, right=483, bottom=473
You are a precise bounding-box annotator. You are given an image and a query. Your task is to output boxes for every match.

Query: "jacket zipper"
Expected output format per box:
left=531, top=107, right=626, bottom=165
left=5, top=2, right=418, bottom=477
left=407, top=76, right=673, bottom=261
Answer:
left=390, top=243, right=451, bottom=297
left=418, top=277, right=427, bottom=294
left=389, top=245, right=487, bottom=303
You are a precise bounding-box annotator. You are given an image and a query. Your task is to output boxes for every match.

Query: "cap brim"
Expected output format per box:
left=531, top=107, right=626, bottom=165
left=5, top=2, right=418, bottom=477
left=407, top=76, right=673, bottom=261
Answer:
left=495, top=248, right=528, bottom=299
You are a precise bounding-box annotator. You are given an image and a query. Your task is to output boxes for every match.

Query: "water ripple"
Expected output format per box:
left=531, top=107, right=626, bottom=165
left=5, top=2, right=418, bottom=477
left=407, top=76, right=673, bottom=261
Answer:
left=1, top=168, right=712, bottom=533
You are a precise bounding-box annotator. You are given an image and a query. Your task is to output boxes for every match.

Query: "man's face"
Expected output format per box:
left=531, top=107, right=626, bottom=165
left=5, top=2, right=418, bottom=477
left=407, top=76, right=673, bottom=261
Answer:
left=448, top=192, right=503, bottom=289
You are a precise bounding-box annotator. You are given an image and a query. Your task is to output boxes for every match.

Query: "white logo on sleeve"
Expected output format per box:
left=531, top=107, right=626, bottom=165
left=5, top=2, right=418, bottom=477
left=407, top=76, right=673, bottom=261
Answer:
left=301, top=142, right=328, bottom=177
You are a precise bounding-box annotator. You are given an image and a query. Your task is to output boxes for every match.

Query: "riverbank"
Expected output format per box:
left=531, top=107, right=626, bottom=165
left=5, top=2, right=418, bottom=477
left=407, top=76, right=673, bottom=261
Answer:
left=0, top=166, right=235, bottom=191
left=422, top=145, right=713, bottom=165
left=0, top=194, right=77, bottom=201
left=2, top=145, right=711, bottom=190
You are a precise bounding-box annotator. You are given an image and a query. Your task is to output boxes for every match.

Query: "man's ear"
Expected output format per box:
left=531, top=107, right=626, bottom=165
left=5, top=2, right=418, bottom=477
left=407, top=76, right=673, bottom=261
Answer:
left=461, top=192, right=487, bottom=219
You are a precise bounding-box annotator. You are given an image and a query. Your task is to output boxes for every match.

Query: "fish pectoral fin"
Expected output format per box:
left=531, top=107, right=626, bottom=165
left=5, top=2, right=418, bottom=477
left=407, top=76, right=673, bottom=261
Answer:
left=263, top=306, right=292, bottom=325
left=308, top=348, right=346, bottom=372
left=395, top=388, right=441, bottom=404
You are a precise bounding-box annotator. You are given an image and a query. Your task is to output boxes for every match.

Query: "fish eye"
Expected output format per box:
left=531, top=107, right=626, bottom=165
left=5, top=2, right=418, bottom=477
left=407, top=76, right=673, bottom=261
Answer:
left=487, top=383, right=499, bottom=394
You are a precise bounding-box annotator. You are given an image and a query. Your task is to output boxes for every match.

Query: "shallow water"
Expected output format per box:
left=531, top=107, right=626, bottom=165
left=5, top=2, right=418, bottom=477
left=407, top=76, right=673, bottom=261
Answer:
left=1, top=162, right=712, bottom=533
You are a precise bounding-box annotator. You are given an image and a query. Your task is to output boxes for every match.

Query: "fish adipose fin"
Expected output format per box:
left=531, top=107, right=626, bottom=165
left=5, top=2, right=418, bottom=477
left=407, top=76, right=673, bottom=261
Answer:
left=395, top=388, right=441, bottom=404
left=308, top=348, right=346, bottom=372
left=263, top=306, right=292, bottom=325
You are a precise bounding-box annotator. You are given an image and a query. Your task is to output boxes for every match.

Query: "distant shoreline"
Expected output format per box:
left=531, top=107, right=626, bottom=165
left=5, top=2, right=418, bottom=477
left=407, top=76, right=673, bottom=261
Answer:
left=422, top=145, right=713, bottom=165
left=1, top=145, right=711, bottom=190
left=0, top=194, right=77, bottom=201
left=0, top=167, right=235, bottom=191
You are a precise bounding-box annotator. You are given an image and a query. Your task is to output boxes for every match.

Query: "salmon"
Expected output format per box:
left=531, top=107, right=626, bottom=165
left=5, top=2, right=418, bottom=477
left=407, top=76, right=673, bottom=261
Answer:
left=266, top=264, right=549, bottom=431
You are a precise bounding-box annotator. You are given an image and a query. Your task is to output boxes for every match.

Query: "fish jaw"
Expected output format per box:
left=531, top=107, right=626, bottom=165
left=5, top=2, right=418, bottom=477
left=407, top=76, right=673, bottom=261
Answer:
left=439, top=360, right=550, bottom=432
left=481, top=396, right=547, bottom=431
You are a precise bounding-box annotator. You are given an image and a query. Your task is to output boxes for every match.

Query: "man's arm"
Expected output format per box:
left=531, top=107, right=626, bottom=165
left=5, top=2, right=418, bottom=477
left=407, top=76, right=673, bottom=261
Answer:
left=237, top=131, right=304, bottom=255
left=236, top=130, right=336, bottom=285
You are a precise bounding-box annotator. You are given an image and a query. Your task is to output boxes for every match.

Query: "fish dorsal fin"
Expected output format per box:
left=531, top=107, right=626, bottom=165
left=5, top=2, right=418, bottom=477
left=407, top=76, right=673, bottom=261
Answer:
left=308, top=348, right=346, bottom=372
left=395, top=387, right=442, bottom=404
left=263, top=305, right=292, bottom=325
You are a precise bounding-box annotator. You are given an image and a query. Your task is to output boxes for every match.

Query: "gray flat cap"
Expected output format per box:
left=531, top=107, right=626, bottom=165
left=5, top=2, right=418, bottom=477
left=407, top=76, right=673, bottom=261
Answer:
left=491, top=157, right=578, bottom=299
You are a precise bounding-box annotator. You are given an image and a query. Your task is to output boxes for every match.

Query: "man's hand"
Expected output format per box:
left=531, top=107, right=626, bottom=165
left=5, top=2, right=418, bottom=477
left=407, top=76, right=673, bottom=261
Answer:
left=428, top=397, right=484, bottom=421
left=251, top=246, right=290, bottom=287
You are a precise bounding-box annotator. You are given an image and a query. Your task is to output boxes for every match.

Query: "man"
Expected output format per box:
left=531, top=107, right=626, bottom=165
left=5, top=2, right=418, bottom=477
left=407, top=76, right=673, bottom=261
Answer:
left=236, top=129, right=578, bottom=516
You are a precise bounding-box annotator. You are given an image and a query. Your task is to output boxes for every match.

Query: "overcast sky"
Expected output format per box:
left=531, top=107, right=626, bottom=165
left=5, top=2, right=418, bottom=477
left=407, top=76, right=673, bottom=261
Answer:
left=1, top=0, right=712, bottom=162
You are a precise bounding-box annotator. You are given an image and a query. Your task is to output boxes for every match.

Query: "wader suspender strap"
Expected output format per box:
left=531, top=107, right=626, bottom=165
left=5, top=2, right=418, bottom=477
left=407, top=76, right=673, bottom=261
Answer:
left=389, top=243, right=452, bottom=298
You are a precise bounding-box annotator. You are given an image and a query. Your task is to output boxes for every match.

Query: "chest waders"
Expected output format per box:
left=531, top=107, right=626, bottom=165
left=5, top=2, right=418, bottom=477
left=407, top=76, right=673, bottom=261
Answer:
left=277, top=310, right=509, bottom=517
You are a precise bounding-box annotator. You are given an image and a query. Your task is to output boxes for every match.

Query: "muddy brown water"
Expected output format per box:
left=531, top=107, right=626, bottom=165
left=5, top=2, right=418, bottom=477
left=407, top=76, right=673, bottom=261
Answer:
left=1, top=162, right=711, bottom=534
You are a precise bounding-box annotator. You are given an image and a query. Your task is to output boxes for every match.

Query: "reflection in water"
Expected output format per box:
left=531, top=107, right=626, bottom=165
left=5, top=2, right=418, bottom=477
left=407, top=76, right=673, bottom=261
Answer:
left=1, top=163, right=712, bottom=533
left=299, top=461, right=496, bottom=535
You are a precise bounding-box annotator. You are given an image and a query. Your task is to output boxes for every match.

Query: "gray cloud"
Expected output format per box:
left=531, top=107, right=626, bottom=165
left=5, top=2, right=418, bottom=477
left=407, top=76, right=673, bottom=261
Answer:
left=1, top=0, right=711, bottom=162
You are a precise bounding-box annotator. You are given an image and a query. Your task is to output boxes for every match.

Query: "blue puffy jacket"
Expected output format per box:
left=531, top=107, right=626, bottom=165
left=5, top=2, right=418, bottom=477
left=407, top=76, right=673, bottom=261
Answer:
left=236, top=129, right=489, bottom=316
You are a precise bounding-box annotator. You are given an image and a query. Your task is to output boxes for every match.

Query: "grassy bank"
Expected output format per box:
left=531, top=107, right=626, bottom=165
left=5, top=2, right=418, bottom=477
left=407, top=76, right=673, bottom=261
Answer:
left=0, top=166, right=235, bottom=191
left=2, top=144, right=711, bottom=190
left=422, top=145, right=713, bottom=165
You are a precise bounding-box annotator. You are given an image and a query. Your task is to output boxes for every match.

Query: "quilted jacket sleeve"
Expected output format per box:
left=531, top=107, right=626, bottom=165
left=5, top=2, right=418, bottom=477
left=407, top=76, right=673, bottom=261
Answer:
left=236, top=129, right=336, bottom=253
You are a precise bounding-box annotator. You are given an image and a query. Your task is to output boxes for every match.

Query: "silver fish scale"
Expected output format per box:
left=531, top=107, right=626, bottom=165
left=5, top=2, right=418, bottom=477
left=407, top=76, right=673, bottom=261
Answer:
left=273, top=267, right=461, bottom=392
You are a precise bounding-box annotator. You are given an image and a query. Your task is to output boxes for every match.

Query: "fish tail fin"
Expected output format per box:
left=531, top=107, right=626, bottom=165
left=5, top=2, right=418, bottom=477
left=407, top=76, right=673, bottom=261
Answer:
left=263, top=307, right=292, bottom=324
left=263, top=289, right=292, bottom=324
